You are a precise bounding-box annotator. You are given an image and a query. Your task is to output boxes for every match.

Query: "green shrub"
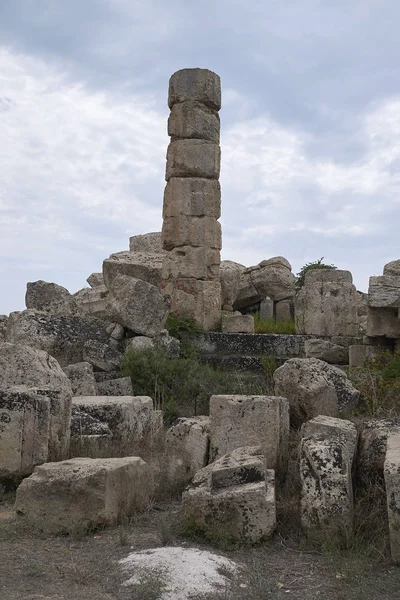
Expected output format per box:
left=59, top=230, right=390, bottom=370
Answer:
left=296, top=257, right=337, bottom=290
left=165, top=314, right=203, bottom=340
left=253, top=313, right=296, bottom=334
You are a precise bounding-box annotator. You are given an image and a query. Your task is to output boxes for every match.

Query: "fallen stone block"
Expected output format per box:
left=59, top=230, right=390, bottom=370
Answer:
left=384, top=260, right=400, bottom=276
left=96, top=376, right=132, bottom=396
left=0, top=315, right=8, bottom=341
left=384, top=433, right=400, bottom=563
left=221, top=314, right=254, bottom=333
left=305, top=339, right=349, bottom=365
left=15, top=456, right=153, bottom=534
left=209, top=395, right=289, bottom=474
left=25, top=280, right=78, bottom=316
left=182, top=446, right=276, bottom=544
left=358, top=419, right=400, bottom=483
left=220, top=261, right=244, bottom=308
left=63, top=362, right=97, bottom=396
left=83, top=340, right=122, bottom=372
left=349, top=343, right=387, bottom=367
left=129, top=232, right=165, bottom=254
left=86, top=272, right=104, bottom=288
left=103, top=251, right=164, bottom=290
left=368, top=276, right=400, bottom=309
left=367, top=307, right=400, bottom=339
left=73, top=286, right=109, bottom=319
left=300, top=416, right=358, bottom=540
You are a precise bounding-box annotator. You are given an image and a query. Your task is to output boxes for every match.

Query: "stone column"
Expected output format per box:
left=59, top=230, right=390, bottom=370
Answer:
left=161, top=68, right=222, bottom=331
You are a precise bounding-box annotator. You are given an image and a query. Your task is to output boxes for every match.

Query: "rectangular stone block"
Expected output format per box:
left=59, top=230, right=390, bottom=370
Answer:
left=209, top=395, right=289, bottom=473
left=349, top=344, right=387, bottom=367
left=0, top=386, right=50, bottom=480
left=165, top=139, right=220, bottom=180
left=368, top=276, right=400, bottom=308
left=384, top=433, right=400, bottom=563
left=275, top=299, right=292, bottom=322
left=221, top=314, right=254, bottom=333
left=162, top=278, right=221, bottom=331
left=162, top=245, right=220, bottom=281
left=163, top=178, right=221, bottom=219
left=162, top=216, right=221, bottom=251
left=168, top=68, right=221, bottom=110
left=367, top=307, right=400, bottom=339
left=259, top=298, right=274, bottom=320
left=168, top=101, right=220, bottom=143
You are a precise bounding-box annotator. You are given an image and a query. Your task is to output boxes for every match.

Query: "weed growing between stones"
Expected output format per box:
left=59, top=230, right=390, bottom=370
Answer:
left=295, top=257, right=337, bottom=290
left=252, top=313, right=296, bottom=334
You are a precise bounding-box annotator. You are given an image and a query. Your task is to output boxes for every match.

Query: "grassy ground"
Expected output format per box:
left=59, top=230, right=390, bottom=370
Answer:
left=1, top=494, right=399, bottom=600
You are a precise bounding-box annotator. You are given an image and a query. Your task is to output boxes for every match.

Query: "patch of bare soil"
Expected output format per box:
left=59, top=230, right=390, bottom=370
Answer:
left=0, top=494, right=399, bottom=600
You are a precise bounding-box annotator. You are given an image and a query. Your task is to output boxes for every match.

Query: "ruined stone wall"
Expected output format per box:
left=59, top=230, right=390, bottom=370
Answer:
left=161, top=68, right=222, bottom=331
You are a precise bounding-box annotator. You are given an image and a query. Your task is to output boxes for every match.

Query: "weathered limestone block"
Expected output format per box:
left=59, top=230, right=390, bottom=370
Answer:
left=96, top=376, right=132, bottom=396
left=220, top=261, right=244, bottom=308
left=182, top=446, right=276, bottom=544
left=164, top=416, right=210, bottom=489
left=63, top=362, right=97, bottom=396
left=107, top=322, right=125, bottom=340
left=295, top=270, right=359, bottom=336
left=26, top=281, right=78, bottom=316
left=129, top=232, right=166, bottom=254
left=234, top=269, right=262, bottom=310
left=86, top=273, right=104, bottom=288
left=209, top=395, right=289, bottom=473
left=6, top=310, right=110, bottom=367
left=305, top=339, right=349, bottom=365
left=15, top=456, right=153, bottom=534
left=162, top=245, right=220, bottom=281
left=0, top=315, right=8, bottom=341
left=0, top=343, right=72, bottom=461
left=83, top=340, right=122, bottom=372
left=69, top=395, right=153, bottom=458
left=273, top=358, right=359, bottom=427
left=384, top=260, right=400, bottom=276
left=368, top=276, right=400, bottom=309
left=367, top=307, right=400, bottom=338
left=162, top=216, right=221, bottom=251
left=221, top=314, right=254, bottom=333
left=162, top=278, right=221, bottom=331
left=300, top=416, right=358, bottom=540
left=0, top=386, right=50, bottom=481
left=73, top=286, right=109, bottom=319
left=163, top=178, right=221, bottom=219
left=168, top=101, right=220, bottom=143
left=259, top=298, right=274, bottom=320
left=358, top=419, right=400, bottom=482
left=168, top=68, right=221, bottom=111
left=275, top=299, right=293, bottom=322
left=103, top=251, right=164, bottom=290
left=106, top=275, right=170, bottom=337
left=250, top=258, right=296, bottom=302
left=165, top=139, right=220, bottom=180
left=125, top=336, right=154, bottom=352
left=384, top=433, right=400, bottom=563
left=349, top=343, right=387, bottom=367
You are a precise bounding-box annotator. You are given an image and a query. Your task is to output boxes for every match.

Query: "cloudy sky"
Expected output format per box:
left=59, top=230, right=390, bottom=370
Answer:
left=1, top=0, right=400, bottom=315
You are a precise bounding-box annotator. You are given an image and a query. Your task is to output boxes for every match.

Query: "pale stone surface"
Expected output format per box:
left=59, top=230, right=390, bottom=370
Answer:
left=162, top=278, right=221, bottom=331
left=305, top=339, right=349, bottom=365
left=0, top=315, right=8, bottom=341
left=384, top=433, right=400, bottom=563
left=164, top=416, right=210, bottom=489
left=163, top=178, right=221, bottom=219
left=168, top=101, right=220, bottom=143
left=129, top=232, right=165, bottom=254
left=103, top=251, right=164, bottom=290
left=107, top=322, right=125, bottom=340
left=295, top=269, right=359, bottom=336
left=26, top=281, right=78, bottom=316
left=6, top=309, right=110, bottom=367
left=162, top=216, right=221, bottom=251
left=182, top=446, right=276, bottom=544
left=106, top=275, right=170, bottom=337
left=259, top=298, right=274, bottom=320
left=96, top=376, right=132, bottom=396
left=220, top=261, right=244, bottom=308
left=83, top=340, right=122, bottom=372
left=0, top=386, right=50, bottom=481
left=86, top=273, right=104, bottom=288
left=358, top=420, right=400, bottom=482
left=168, top=68, right=221, bottom=110
left=15, top=456, right=153, bottom=534
left=384, top=260, right=400, bottom=276
left=209, top=395, right=289, bottom=473
left=0, top=342, right=72, bottom=461
left=63, top=362, right=97, bottom=396
left=221, top=314, right=254, bottom=333
left=349, top=343, right=386, bottom=367
left=300, top=416, right=358, bottom=540
left=234, top=270, right=262, bottom=310
left=126, top=336, right=155, bottom=352
left=259, top=257, right=292, bottom=270
left=368, top=276, right=400, bottom=308
left=367, top=307, right=400, bottom=338
left=250, top=260, right=296, bottom=302
left=275, top=299, right=293, bottom=322
left=165, top=139, right=220, bottom=180
left=73, top=286, right=108, bottom=319
left=162, top=245, right=220, bottom=280
left=69, top=395, right=153, bottom=458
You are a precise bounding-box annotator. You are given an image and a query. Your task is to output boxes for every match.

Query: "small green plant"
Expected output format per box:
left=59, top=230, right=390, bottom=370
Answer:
left=260, top=354, right=278, bottom=391
left=165, top=313, right=203, bottom=340
left=296, top=257, right=337, bottom=290
left=253, top=313, right=296, bottom=334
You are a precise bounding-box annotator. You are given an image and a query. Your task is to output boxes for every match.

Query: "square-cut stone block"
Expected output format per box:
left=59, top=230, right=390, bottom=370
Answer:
left=168, top=101, right=220, bottom=143
left=163, top=178, right=221, bottom=219
left=162, top=216, right=221, bottom=251
left=168, top=68, right=221, bottom=110
left=221, top=314, right=254, bottom=333
left=162, top=278, right=221, bottom=331
left=166, top=140, right=220, bottom=180
left=162, top=246, right=220, bottom=281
